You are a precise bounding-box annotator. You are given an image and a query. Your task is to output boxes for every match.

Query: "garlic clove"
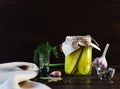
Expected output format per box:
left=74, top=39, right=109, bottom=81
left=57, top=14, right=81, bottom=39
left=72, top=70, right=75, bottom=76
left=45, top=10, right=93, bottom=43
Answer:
left=49, top=71, right=62, bottom=77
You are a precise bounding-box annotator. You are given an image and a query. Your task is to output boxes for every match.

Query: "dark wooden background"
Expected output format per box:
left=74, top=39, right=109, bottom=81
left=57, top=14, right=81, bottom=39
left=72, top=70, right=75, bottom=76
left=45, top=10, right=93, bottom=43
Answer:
left=0, top=0, right=120, bottom=66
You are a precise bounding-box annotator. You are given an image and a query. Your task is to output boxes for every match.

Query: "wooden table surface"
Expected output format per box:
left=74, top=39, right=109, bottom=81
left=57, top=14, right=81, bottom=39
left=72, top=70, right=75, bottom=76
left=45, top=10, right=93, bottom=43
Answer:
left=34, top=67, right=120, bottom=89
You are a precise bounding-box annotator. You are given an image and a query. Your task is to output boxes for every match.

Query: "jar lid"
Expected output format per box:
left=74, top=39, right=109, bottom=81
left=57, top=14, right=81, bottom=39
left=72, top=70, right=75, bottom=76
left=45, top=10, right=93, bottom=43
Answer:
left=62, top=35, right=100, bottom=56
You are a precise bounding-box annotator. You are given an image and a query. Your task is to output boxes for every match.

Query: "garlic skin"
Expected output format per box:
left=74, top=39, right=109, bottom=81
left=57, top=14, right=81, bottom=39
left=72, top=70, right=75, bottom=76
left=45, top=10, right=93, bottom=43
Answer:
left=92, top=57, right=108, bottom=68
left=49, top=71, right=62, bottom=77
left=92, top=44, right=109, bottom=69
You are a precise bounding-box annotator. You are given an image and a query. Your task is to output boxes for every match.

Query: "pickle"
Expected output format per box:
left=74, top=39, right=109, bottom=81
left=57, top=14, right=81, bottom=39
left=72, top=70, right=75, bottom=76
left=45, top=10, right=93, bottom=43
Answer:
left=77, top=46, right=92, bottom=75
left=65, top=47, right=83, bottom=74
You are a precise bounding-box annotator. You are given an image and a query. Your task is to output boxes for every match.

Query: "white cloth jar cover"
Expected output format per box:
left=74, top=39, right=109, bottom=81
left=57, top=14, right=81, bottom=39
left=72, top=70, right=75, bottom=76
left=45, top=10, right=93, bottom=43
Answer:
left=0, top=62, right=51, bottom=89
left=62, top=35, right=100, bottom=56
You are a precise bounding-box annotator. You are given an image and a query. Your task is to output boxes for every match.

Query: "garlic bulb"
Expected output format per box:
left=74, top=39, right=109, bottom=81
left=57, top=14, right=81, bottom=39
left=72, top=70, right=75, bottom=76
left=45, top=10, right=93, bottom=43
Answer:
left=92, top=43, right=110, bottom=69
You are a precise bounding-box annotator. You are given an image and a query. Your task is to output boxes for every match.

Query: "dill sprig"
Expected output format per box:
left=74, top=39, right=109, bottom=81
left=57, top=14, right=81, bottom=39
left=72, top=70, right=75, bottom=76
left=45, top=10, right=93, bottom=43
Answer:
left=33, top=42, right=58, bottom=66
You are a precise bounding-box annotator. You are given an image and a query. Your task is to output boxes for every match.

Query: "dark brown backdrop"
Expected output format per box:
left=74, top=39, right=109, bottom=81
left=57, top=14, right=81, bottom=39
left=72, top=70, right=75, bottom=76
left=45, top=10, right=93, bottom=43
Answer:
left=0, top=0, right=120, bottom=66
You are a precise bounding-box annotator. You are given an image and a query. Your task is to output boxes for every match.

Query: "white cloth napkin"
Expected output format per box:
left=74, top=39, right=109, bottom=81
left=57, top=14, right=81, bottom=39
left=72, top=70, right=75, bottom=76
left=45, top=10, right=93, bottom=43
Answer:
left=0, top=62, right=51, bottom=89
